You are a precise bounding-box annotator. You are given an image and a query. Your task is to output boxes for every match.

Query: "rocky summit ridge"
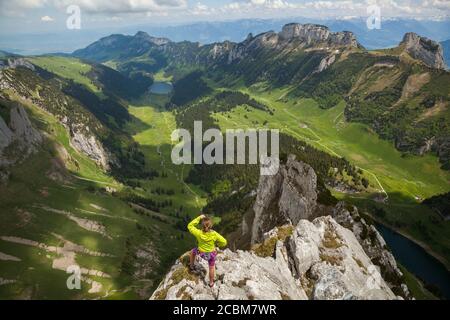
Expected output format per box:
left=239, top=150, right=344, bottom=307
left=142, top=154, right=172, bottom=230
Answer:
left=151, top=155, right=411, bottom=300
left=400, top=32, right=447, bottom=69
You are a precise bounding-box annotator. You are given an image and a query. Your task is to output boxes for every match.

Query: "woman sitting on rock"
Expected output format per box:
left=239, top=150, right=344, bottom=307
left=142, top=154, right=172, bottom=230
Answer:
left=188, top=214, right=227, bottom=287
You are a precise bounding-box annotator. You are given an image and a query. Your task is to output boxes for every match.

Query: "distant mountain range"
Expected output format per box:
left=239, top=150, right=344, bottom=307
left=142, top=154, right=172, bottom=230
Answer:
left=0, top=50, right=19, bottom=58
left=1, top=18, right=449, bottom=55
left=138, top=18, right=450, bottom=50
left=72, top=22, right=450, bottom=170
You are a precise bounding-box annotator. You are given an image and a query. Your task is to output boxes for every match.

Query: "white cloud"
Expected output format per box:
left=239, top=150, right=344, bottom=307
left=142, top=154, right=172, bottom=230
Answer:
left=9, top=0, right=47, bottom=9
left=0, top=0, right=47, bottom=16
left=223, top=0, right=449, bottom=18
left=40, top=15, right=53, bottom=21
left=1, top=0, right=449, bottom=19
left=304, top=1, right=360, bottom=10
left=251, top=0, right=293, bottom=9
left=52, top=0, right=187, bottom=14
left=422, top=0, right=450, bottom=10
left=224, top=0, right=298, bottom=13
left=0, top=0, right=188, bottom=16
left=189, top=2, right=215, bottom=16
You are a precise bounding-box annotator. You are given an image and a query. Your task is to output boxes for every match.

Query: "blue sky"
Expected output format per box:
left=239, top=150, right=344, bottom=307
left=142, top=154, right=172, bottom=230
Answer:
left=0, top=0, right=449, bottom=35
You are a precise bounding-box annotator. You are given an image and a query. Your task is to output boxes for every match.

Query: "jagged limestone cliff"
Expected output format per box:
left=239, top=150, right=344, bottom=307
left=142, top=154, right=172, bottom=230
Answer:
left=401, top=32, right=446, bottom=69
left=151, top=156, right=411, bottom=300
left=0, top=104, right=42, bottom=166
left=0, top=102, right=42, bottom=184
left=151, top=216, right=399, bottom=300
left=209, top=23, right=360, bottom=66
left=251, top=155, right=318, bottom=244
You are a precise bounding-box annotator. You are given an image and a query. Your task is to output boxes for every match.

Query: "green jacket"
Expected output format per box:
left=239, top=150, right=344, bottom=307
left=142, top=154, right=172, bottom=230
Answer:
left=188, top=216, right=227, bottom=253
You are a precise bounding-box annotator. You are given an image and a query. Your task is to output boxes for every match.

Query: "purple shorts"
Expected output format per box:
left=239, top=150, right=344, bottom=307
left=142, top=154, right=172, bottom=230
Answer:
left=192, top=248, right=217, bottom=267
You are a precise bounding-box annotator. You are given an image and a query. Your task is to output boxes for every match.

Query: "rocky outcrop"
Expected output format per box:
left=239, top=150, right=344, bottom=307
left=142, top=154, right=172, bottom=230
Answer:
left=151, top=216, right=398, bottom=300
left=279, top=23, right=359, bottom=48
left=9, top=105, right=42, bottom=147
left=69, top=129, right=110, bottom=170
left=400, top=33, right=447, bottom=70
left=208, top=23, right=360, bottom=65
left=315, top=54, right=336, bottom=73
left=0, top=103, right=42, bottom=170
left=251, top=155, right=317, bottom=244
left=0, top=58, right=35, bottom=71
left=153, top=155, right=410, bottom=300
left=331, top=203, right=411, bottom=298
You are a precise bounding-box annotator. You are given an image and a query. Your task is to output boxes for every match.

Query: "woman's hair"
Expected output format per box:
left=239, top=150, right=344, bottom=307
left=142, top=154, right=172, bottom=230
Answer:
left=201, top=216, right=213, bottom=232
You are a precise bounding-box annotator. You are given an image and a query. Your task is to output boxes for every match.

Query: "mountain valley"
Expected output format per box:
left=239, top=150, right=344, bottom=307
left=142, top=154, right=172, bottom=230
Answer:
left=0, top=22, right=449, bottom=300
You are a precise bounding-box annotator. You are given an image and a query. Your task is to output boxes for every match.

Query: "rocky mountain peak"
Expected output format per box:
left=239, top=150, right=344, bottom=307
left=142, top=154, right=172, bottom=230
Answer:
left=151, top=215, right=401, bottom=300
left=279, top=23, right=359, bottom=48
left=250, top=155, right=318, bottom=244
left=400, top=32, right=446, bottom=69
left=280, top=23, right=329, bottom=41
left=152, top=155, right=411, bottom=300
left=133, top=31, right=170, bottom=46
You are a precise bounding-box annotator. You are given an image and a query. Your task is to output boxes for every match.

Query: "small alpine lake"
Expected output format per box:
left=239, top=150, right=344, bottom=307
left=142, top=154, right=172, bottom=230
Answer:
left=149, top=81, right=173, bottom=95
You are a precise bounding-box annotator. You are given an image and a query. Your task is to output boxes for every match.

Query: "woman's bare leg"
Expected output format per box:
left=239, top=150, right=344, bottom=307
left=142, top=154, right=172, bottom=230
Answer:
left=189, top=250, right=196, bottom=269
left=209, top=265, right=215, bottom=286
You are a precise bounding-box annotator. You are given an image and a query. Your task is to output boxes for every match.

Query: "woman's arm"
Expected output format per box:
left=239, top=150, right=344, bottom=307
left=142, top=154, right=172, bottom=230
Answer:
left=214, top=232, right=227, bottom=248
left=187, top=215, right=203, bottom=237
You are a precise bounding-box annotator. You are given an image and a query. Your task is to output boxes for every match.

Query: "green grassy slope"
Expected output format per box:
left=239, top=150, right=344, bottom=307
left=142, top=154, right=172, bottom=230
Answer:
left=0, top=57, right=206, bottom=299
left=210, top=84, right=450, bottom=266
left=126, top=104, right=207, bottom=214
left=28, top=56, right=102, bottom=94
left=0, top=98, right=207, bottom=299
left=1, top=101, right=137, bottom=299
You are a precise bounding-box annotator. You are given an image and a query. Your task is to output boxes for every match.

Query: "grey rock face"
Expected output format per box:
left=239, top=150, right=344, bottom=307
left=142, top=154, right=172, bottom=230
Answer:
left=279, top=23, right=358, bottom=48
left=251, top=155, right=317, bottom=244
left=70, top=130, right=110, bottom=170
left=248, top=156, right=411, bottom=298
left=9, top=105, right=42, bottom=147
left=151, top=216, right=398, bottom=300
left=280, top=23, right=330, bottom=43
left=418, top=137, right=436, bottom=156
left=301, top=217, right=396, bottom=300
left=401, top=33, right=446, bottom=69
left=152, top=155, right=410, bottom=300
left=0, top=58, right=35, bottom=71
left=316, top=54, right=336, bottom=73
left=329, top=31, right=359, bottom=48
left=209, top=23, right=360, bottom=65
left=331, top=202, right=412, bottom=298
left=0, top=104, right=42, bottom=168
